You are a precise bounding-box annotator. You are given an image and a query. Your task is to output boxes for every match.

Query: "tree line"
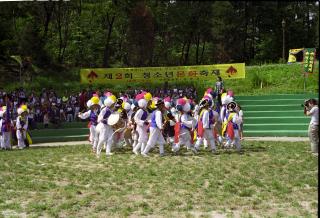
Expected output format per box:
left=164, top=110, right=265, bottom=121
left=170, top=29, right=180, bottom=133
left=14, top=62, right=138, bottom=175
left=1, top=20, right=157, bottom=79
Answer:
left=0, top=0, right=318, bottom=81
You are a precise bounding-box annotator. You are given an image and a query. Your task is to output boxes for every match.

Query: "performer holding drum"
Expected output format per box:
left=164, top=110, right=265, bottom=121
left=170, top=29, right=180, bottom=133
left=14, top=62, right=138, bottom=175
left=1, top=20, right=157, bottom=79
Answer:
left=95, top=95, right=116, bottom=157
left=108, top=98, right=128, bottom=148
left=222, top=101, right=242, bottom=152
left=172, top=98, right=197, bottom=154
left=194, top=99, right=217, bottom=154
left=73, top=86, right=244, bottom=157
left=78, top=96, right=101, bottom=153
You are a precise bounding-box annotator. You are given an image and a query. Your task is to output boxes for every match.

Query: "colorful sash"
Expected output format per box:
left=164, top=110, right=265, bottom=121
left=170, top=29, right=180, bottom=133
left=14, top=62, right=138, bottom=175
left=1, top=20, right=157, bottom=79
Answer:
left=222, top=112, right=235, bottom=140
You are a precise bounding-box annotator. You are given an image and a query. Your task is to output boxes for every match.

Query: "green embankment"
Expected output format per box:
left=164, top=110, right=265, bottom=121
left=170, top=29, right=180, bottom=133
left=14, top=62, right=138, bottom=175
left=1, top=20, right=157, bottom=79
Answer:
left=197, top=62, right=319, bottom=96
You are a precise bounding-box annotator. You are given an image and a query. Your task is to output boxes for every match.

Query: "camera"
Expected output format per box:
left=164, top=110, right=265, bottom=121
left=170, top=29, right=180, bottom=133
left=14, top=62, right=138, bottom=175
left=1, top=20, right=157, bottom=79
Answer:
left=301, top=99, right=311, bottom=108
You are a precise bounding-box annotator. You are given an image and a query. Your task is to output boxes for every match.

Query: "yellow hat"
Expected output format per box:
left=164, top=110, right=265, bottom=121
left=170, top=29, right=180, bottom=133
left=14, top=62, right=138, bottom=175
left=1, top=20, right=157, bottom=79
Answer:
left=21, top=105, right=28, bottom=111
left=144, top=92, right=152, bottom=101
left=150, top=100, right=156, bottom=109
left=2, top=106, right=6, bottom=111
left=109, top=95, right=117, bottom=103
left=221, top=92, right=227, bottom=99
left=91, top=96, right=100, bottom=105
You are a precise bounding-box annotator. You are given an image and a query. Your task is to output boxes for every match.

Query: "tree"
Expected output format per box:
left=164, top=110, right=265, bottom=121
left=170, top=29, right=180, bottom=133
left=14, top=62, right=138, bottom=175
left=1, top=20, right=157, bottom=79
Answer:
left=126, top=1, right=155, bottom=67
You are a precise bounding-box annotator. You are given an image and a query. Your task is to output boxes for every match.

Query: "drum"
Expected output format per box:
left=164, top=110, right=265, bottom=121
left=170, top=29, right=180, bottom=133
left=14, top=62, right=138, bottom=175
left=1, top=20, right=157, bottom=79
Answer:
left=107, top=112, right=125, bottom=130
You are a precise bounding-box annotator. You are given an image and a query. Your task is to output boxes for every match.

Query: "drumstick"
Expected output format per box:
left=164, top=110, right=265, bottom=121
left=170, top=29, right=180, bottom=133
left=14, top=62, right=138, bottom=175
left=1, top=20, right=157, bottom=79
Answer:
left=110, top=121, right=127, bottom=138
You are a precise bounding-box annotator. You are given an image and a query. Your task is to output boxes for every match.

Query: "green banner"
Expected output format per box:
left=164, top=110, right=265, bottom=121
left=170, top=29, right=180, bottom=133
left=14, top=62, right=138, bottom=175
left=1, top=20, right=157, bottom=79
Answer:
left=303, top=48, right=316, bottom=73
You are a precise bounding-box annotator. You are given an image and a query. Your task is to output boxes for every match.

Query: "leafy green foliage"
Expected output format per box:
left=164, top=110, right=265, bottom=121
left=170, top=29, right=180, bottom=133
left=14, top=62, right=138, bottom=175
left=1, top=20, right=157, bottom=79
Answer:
left=0, top=1, right=318, bottom=92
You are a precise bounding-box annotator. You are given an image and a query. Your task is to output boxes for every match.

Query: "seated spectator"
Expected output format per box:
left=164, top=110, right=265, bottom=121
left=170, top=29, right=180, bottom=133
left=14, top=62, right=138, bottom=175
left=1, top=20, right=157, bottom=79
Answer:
left=49, top=103, right=61, bottom=128
left=66, top=103, right=74, bottom=122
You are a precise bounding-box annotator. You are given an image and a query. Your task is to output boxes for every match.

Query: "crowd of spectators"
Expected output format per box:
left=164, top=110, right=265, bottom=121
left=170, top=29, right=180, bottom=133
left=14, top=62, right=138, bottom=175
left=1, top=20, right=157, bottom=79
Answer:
left=0, top=85, right=198, bottom=129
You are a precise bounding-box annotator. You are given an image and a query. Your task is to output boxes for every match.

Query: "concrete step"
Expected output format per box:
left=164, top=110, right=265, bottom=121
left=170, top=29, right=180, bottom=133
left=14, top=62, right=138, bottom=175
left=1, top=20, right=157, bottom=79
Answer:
left=236, top=94, right=318, bottom=100
left=244, top=124, right=308, bottom=131
left=244, top=130, right=307, bottom=137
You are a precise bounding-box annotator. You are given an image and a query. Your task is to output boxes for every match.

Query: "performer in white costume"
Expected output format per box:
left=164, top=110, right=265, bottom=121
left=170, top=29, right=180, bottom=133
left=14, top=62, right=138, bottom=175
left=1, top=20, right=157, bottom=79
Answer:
left=142, top=99, right=167, bottom=157
left=0, top=105, right=13, bottom=150
left=133, top=93, right=149, bottom=155
left=222, top=101, right=242, bottom=152
left=195, top=99, right=217, bottom=153
left=172, top=98, right=197, bottom=153
left=95, top=95, right=117, bottom=157
left=16, top=105, right=29, bottom=149
left=78, top=96, right=101, bottom=152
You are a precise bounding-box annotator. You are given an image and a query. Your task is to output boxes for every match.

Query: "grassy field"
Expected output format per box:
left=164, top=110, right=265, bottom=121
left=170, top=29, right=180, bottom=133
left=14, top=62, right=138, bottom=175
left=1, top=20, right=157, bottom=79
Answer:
left=0, top=141, right=318, bottom=217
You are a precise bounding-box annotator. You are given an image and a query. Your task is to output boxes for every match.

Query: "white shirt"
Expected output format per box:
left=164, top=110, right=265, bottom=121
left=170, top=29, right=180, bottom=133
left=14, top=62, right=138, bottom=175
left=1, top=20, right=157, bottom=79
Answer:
left=154, top=110, right=163, bottom=130
left=202, top=110, right=211, bottom=129
left=97, top=107, right=111, bottom=123
left=16, top=116, right=28, bottom=130
left=238, top=110, right=244, bottom=123
left=309, top=106, right=319, bottom=125
left=232, top=113, right=242, bottom=125
left=220, top=106, right=226, bottom=123
left=78, top=110, right=91, bottom=119
left=175, top=113, right=193, bottom=129
left=134, top=108, right=148, bottom=127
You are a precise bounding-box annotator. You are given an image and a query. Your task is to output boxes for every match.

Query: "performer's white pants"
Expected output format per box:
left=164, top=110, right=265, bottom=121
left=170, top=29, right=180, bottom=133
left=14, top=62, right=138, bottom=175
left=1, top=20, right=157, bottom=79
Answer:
left=96, top=123, right=114, bottom=155
left=143, top=127, right=166, bottom=155
left=89, top=125, right=97, bottom=148
left=132, top=130, right=139, bottom=149
left=225, top=130, right=241, bottom=151
left=2, top=132, right=11, bottom=149
left=16, top=130, right=26, bottom=149
left=134, top=125, right=148, bottom=153
left=195, top=129, right=216, bottom=151
left=173, top=128, right=193, bottom=151
left=166, top=136, right=175, bottom=149
left=0, top=134, right=3, bottom=148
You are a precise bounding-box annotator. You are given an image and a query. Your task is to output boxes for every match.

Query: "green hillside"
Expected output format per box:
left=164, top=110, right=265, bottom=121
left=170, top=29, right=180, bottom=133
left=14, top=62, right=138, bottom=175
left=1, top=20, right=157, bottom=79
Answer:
left=3, top=62, right=319, bottom=97
left=199, top=62, right=319, bottom=96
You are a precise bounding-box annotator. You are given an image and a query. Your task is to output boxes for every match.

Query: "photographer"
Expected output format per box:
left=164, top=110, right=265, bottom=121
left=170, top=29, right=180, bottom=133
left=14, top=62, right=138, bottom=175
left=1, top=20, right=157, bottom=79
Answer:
left=304, top=99, right=318, bottom=155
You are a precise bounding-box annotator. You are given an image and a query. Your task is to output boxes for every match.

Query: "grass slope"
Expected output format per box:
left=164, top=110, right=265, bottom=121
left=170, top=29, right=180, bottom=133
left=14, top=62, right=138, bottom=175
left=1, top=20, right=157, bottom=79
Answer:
left=0, top=141, right=317, bottom=217
left=199, top=62, right=319, bottom=96
left=3, top=62, right=319, bottom=97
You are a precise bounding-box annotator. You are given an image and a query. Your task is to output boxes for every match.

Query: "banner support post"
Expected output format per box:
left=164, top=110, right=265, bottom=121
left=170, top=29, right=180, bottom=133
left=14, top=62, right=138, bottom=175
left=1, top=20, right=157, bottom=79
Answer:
left=303, top=73, right=306, bottom=92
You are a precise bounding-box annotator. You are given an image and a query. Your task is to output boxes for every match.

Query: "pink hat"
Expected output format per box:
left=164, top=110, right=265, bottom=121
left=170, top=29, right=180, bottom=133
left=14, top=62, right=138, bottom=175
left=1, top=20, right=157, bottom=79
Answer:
left=177, top=98, right=187, bottom=106
left=164, top=97, right=171, bottom=102
left=135, top=93, right=144, bottom=101
left=206, top=88, right=213, bottom=93
left=104, top=91, right=113, bottom=97
left=227, top=90, right=234, bottom=97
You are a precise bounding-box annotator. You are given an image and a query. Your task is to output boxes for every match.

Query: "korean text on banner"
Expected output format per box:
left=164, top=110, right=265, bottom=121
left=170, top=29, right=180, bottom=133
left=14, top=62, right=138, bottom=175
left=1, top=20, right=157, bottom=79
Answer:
left=303, top=48, right=316, bottom=73
left=80, top=63, right=245, bottom=84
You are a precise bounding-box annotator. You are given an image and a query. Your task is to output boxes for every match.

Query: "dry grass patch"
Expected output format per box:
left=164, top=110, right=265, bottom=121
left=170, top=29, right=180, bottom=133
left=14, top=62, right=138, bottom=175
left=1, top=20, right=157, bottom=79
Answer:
left=0, top=141, right=317, bottom=217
